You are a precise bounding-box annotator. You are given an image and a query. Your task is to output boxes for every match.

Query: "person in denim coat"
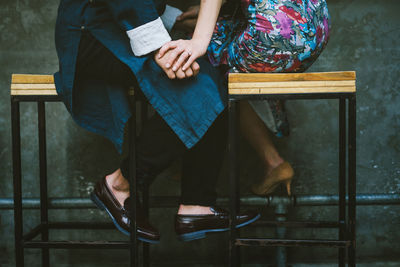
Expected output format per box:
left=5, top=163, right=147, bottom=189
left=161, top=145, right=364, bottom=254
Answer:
left=54, top=0, right=260, bottom=243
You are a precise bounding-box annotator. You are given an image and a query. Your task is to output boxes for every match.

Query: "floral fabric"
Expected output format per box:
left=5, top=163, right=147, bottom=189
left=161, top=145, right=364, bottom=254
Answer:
left=208, top=0, right=331, bottom=136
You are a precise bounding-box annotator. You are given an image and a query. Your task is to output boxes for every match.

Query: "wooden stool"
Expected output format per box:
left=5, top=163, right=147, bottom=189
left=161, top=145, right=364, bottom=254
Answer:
left=10, top=74, right=148, bottom=267
left=227, top=71, right=357, bottom=266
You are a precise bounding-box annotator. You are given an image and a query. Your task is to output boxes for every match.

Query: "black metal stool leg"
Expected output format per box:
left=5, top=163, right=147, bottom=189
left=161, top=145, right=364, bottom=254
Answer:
left=141, top=101, right=150, bottom=267
left=11, top=97, right=24, bottom=267
left=338, top=98, right=347, bottom=266
left=38, top=101, right=50, bottom=267
left=229, top=99, right=240, bottom=267
left=348, top=95, right=357, bottom=267
left=142, top=183, right=150, bottom=267
left=128, top=91, right=139, bottom=267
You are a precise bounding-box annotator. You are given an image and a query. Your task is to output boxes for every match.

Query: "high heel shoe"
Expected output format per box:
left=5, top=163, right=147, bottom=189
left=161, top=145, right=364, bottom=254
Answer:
left=251, top=161, right=294, bottom=196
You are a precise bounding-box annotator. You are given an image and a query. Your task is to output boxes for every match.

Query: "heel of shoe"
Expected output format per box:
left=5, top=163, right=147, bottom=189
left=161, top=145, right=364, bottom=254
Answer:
left=285, top=179, right=292, bottom=196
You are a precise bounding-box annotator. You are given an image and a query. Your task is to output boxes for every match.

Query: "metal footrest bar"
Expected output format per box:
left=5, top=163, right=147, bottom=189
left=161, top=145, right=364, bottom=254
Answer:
left=2, top=194, right=399, bottom=210
left=23, top=241, right=132, bottom=249
left=21, top=222, right=124, bottom=243
left=48, top=222, right=115, bottom=230
left=250, top=220, right=343, bottom=228
left=235, top=238, right=351, bottom=248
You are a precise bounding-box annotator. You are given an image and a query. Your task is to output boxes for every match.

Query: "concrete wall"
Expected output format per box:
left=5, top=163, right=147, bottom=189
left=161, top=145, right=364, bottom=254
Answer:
left=0, top=0, right=399, bottom=266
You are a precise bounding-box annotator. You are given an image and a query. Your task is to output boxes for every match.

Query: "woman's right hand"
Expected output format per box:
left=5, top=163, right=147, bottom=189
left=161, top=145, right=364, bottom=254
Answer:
left=157, top=0, right=223, bottom=78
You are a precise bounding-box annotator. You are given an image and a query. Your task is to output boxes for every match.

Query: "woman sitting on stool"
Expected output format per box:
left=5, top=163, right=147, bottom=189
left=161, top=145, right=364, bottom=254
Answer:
left=164, top=0, right=331, bottom=196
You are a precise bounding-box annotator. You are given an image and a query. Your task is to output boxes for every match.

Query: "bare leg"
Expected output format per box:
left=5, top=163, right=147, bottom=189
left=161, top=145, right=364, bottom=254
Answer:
left=240, top=101, right=294, bottom=195
left=106, top=168, right=130, bottom=206
left=239, top=101, right=284, bottom=173
left=170, top=101, right=290, bottom=195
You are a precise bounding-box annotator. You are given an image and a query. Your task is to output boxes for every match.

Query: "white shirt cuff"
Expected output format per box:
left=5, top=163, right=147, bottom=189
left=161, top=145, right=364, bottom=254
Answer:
left=160, top=5, right=183, bottom=32
left=126, top=17, right=172, bottom=57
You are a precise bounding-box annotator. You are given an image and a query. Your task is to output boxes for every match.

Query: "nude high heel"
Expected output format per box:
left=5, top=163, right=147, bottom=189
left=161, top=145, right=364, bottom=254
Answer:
left=285, top=178, right=292, bottom=196
left=251, top=161, right=294, bottom=196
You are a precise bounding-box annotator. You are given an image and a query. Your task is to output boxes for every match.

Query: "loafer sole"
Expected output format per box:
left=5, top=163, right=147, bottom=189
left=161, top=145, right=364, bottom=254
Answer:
left=177, top=213, right=261, bottom=242
left=90, top=192, right=160, bottom=244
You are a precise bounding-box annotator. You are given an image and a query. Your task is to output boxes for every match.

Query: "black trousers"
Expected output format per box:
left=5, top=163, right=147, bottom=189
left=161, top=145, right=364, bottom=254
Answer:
left=75, top=32, right=227, bottom=206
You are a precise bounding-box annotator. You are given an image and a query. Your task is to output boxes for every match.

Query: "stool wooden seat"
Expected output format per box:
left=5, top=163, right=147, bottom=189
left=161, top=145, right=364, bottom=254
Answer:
left=10, top=74, right=144, bottom=267
left=229, top=71, right=356, bottom=95
left=11, top=74, right=134, bottom=96
left=11, top=74, right=56, bottom=95
left=227, top=71, right=357, bottom=267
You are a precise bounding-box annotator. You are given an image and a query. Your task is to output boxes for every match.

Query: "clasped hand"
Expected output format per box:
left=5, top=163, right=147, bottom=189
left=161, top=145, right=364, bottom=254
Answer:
left=154, top=38, right=207, bottom=80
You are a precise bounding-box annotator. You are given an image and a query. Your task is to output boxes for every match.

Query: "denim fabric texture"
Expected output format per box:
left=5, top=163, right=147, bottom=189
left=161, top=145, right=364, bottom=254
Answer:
left=54, top=0, right=227, bottom=154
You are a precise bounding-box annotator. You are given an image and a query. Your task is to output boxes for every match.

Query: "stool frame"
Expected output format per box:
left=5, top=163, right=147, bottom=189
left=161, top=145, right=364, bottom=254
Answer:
left=228, top=92, right=356, bottom=266
left=11, top=92, right=149, bottom=267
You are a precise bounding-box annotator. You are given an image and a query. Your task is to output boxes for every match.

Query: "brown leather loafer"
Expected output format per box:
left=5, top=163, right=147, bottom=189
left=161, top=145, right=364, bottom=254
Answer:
left=90, top=177, right=160, bottom=243
left=175, top=206, right=260, bottom=241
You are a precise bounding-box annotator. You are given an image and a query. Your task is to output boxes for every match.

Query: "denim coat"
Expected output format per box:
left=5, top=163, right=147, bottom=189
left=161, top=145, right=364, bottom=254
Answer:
left=54, top=0, right=226, bottom=154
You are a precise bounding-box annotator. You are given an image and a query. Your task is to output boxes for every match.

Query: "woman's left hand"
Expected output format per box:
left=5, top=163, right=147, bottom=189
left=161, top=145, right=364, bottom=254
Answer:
left=157, top=39, right=208, bottom=72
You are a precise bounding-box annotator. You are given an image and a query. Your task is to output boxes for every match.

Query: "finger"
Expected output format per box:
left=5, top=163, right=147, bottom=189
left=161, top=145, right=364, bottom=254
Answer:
left=158, top=42, right=177, bottom=59
left=176, top=68, right=186, bottom=80
left=187, top=5, right=200, bottom=11
left=184, top=66, right=194, bottom=78
left=172, top=51, right=190, bottom=72
left=166, top=47, right=185, bottom=68
left=176, top=13, right=186, bottom=21
left=166, top=69, right=176, bottom=79
left=192, top=61, right=200, bottom=76
left=177, top=8, right=199, bottom=21
left=182, top=54, right=197, bottom=71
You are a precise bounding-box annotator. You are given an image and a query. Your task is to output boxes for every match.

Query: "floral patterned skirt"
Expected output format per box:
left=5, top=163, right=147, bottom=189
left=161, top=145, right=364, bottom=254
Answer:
left=208, top=0, right=331, bottom=136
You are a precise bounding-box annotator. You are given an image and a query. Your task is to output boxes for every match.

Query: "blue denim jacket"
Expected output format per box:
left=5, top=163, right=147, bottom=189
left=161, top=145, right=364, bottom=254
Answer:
left=54, top=0, right=226, bottom=153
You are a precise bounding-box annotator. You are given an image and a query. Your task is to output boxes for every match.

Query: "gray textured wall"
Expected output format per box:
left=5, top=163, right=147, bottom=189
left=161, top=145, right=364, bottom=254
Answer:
left=1, top=0, right=399, bottom=266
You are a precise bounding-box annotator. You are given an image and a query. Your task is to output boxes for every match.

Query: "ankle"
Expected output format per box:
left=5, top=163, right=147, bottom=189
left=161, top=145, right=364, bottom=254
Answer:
left=177, top=205, right=213, bottom=215
left=112, top=180, right=129, bottom=192
left=106, top=169, right=130, bottom=192
left=264, top=155, right=284, bottom=172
